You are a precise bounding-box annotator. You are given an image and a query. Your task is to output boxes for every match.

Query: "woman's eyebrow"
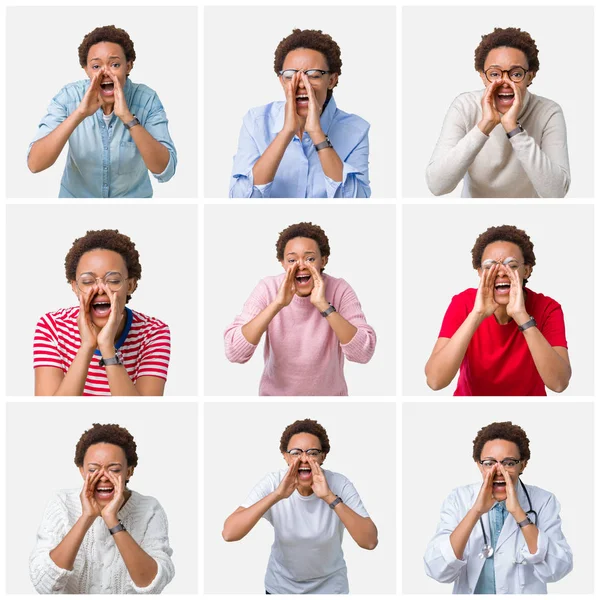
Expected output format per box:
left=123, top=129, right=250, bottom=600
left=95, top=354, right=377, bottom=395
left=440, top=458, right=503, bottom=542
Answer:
left=487, top=63, right=527, bottom=69
left=88, top=461, right=123, bottom=467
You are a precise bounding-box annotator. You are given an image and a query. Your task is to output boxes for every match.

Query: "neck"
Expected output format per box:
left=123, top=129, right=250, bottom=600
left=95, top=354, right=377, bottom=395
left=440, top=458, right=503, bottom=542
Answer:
left=297, top=484, right=314, bottom=497
left=493, top=305, right=511, bottom=325
left=102, top=105, right=113, bottom=116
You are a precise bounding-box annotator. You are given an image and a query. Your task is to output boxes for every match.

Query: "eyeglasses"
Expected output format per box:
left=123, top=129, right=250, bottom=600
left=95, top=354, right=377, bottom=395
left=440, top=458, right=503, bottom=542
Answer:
left=285, top=448, right=323, bottom=458
left=479, top=458, right=522, bottom=469
left=484, top=66, right=528, bottom=83
left=481, top=258, right=523, bottom=271
left=76, top=272, right=126, bottom=293
left=279, top=69, right=330, bottom=81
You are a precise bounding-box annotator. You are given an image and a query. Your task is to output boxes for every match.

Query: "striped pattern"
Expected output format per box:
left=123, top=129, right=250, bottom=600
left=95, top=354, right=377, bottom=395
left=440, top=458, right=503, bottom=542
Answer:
left=33, top=307, right=171, bottom=396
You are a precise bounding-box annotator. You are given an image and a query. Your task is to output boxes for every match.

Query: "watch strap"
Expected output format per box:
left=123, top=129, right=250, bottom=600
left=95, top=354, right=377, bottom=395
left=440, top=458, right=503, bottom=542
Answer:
left=109, top=521, right=126, bottom=535
left=329, top=496, right=343, bottom=509
left=124, top=115, right=140, bottom=130
left=518, top=316, right=537, bottom=332
left=506, top=124, right=524, bottom=139
left=315, top=136, right=333, bottom=152
left=320, top=304, right=337, bottom=317
left=99, top=351, right=122, bottom=367
left=517, top=516, right=533, bottom=528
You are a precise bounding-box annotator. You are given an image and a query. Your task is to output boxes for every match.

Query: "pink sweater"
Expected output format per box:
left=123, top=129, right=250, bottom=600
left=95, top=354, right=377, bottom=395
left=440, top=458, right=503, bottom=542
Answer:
left=224, top=274, right=376, bottom=396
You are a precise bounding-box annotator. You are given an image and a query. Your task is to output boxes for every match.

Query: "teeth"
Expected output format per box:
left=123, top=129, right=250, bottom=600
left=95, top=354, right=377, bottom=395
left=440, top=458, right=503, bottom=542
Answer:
left=296, top=95, right=308, bottom=100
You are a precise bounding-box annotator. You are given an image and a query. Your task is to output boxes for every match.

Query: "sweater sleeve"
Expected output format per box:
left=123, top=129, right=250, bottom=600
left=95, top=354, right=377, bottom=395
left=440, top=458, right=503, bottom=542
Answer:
left=426, top=97, right=489, bottom=196
left=129, top=502, right=175, bottom=594
left=224, top=280, right=270, bottom=363
left=508, top=106, right=570, bottom=198
left=337, top=281, right=376, bottom=363
left=29, top=496, right=74, bottom=594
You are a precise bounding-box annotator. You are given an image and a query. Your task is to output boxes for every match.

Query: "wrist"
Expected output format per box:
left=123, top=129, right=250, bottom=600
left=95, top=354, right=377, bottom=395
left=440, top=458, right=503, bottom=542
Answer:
left=323, top=492, right=337, bottom=505
left=102, top=513, right=119, bottom=528
left=502, top=118, right=519, bottom=133
left=512, top=312, right=530, bottom=327
left=308, top=129, right=325, bottom=144
left=98, top=344, right=116, bottom=358
left=313, top=300, right=330, bottom=312
left=119, top=111, right=134, bottom=124
left=512, top=507, right=527, bottom=521
left=477, top=119, right=496, bottom=136
left=78, top=343, right=97, bottom=356
left=79, top=514, right=96, bottom=528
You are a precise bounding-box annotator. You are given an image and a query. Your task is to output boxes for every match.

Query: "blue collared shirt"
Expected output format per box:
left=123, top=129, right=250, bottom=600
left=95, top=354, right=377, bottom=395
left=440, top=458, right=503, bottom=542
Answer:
left=29, top=79, right=177, bottom=198
left=475, top=501, right=508, bottom=594
left=230, top=96, right=370, bottom=198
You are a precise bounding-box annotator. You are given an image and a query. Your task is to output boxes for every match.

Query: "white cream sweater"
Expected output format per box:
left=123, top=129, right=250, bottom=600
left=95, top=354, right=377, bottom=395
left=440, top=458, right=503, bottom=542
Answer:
left=29, top=489, right=174, bottom=594
left=426, top=90, right=570, bottom=198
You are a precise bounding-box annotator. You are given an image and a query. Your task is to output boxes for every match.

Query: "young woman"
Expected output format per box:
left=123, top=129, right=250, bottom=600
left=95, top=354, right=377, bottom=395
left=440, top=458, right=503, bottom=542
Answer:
left=28, top=25, right=177, bottom=197
left=30, top=423, right=174, bottom=594
left=223, top=419, right=377, bottom=593
left=224, top=222, right=376, bottom=395
left=230, top=29, right=370, bottom=198
left=33, top=229, right=170, bottom=396
left=426, top=27, right=570, bottom=198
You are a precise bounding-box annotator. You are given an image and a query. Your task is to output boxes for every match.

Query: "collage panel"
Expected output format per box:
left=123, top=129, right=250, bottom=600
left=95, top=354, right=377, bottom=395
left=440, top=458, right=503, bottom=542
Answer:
left=402, top=401, right=593, bottom=594
left=204, top=203, right=396, bottom=397
left=403, top=203, right=594, bottom=397
left=6, top=204, right=198, bottom=397
left=204, top=401, right=396, bottom=594
left=402, top=5, right=594, bottom=198
left=6, top=5, right=198, bottom=199
left=204, top=5, right=396, bottom=198
left=6, top=401, right=198, bottom=594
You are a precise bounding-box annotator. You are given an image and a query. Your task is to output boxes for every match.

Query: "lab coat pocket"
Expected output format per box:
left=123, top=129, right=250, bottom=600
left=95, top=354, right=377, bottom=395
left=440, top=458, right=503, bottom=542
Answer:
left=117, top=141, right=144, bottom=176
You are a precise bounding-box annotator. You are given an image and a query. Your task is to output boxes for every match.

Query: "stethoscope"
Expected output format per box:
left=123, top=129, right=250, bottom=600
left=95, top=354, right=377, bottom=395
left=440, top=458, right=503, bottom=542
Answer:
left=478, top=478, right=538, bottom=559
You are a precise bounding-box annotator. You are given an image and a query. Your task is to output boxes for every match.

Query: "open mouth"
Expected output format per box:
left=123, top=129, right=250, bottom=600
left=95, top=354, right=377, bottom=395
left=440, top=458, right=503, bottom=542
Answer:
left=495, top=91, right=515, bottom=107
left=295, top=274, right=312, bottom=286
left=95, top=484, right=115, bottom=500
left=100, top=81, right=115, bottom=96
left=295, top=94, right=309, bottom=106
left=91, top=299, right=111, bottom=317
left=494, top=282, right=511, bottom=296
left=298, top=467, right=312, bottom=481
left=493, top=480, right=507, bottom=492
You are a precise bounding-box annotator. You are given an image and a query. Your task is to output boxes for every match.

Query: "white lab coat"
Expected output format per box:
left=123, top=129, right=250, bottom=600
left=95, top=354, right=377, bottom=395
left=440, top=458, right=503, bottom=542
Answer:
left=424, top=481, right=573, bottom=594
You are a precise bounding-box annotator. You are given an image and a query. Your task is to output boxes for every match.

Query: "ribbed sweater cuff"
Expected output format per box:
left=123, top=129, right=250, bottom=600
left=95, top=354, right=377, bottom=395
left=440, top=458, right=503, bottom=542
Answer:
left=226, top=330, right=258, bottom=363
left=30, top=553, right=71, bottom=593
left=341, top=326, right=375, bottom=363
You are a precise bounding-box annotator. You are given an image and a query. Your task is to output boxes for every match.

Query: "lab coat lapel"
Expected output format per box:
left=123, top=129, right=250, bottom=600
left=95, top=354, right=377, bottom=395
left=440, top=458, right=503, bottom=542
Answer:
left=495, top=481, right=528, bottom=552
left=466, top=510, right=489, bottom=591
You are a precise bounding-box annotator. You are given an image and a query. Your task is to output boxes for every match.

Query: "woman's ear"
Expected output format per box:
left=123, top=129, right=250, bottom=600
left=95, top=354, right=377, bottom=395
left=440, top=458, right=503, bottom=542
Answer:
left=321, top=256, right=329, bottom=270
left=127, top=279, right=138, bottom=295
left=478, top=71, right=488, bottom=87
left=526, top=71, right=536, bottom=87
left=71, top=281, right=80, bottom=298
left=523, top=265, right=532, bottom=280
left=327, top=73, right=338, bottom=90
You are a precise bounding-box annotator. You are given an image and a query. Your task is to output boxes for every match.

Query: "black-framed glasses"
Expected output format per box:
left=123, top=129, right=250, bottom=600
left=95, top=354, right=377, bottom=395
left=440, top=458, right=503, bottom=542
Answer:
left=484, top=66, right=528, bottom=83
left=481, top=258, right=523, bottom=271
left=479, top=458, right=522, bottom=469
left=76, top=271, right=127, bottom=293
left=279, top=69, right=330, bottom=81
left=285, top=448, right=323, bottom=458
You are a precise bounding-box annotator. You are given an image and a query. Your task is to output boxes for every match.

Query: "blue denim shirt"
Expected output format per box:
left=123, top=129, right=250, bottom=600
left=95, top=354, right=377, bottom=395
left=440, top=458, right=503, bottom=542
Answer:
left=230, top=96, right=370, bottom=198
left=475, top=501, right=508, bottom=594
left=29, top=79, right=177, bottom=198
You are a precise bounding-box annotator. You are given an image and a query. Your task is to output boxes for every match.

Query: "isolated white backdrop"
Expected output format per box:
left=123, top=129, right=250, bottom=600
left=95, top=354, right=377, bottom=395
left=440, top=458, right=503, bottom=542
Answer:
left=204, top=203, right=396, bottom=396
left=6, top=204, right=198, bottom=396
left=402, top=203, right=594, bottom=396
left=204, top=6, right=397, bottom=198
left=6, top=401, right=198, bottom=594
left=6, top=6, right=198, bottom=198
left=204, top=401, right=396, bottom=594
left=402, top=402, right=593, bottom=594
left=402, top=6, right=594, bottom=198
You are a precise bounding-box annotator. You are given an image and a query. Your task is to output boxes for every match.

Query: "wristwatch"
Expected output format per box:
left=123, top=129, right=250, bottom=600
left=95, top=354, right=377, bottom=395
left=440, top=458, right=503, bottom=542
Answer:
left=517, top=516, right=533, bottom=528
left=314, top=136, right=333, bottom=152
left=109, top=521, right=127, bottom=535
left=506, top=124, right=524, bottom=139
left=329, top=496, right=343, bottom=509
left=518, top=316, right=537, bottom=332
left=99, top=350, right=123, bottom=367
left=320, top=304, right=337, bottom=317
left=124, top=115, right=141, bottom=130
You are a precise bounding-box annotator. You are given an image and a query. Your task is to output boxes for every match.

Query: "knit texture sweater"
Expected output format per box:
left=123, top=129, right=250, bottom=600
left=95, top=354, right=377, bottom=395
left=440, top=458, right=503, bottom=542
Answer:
left=30, top=489, right=174, bottom=594
left=224, top=273, right=376, bottom=395
left=426, top=90, right=570, bottom=198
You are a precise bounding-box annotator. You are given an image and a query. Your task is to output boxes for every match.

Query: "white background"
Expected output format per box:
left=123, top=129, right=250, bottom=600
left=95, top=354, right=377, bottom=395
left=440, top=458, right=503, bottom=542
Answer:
left=6, top=401, right=198, bottom=594
left=402, top=203, right=594, bottom=396
left=204, top=6, right=397, bottom=198
left=6, top=6, right=198, bottom=198
left=204, top=203, right=396, bottom=396
left=5, top=204, right=198, bottom=396
left=402, top=402, right=594, bottom=594
left=402, top=6, right=594, bottom=198
left=204, top=401, right=396, bottom=594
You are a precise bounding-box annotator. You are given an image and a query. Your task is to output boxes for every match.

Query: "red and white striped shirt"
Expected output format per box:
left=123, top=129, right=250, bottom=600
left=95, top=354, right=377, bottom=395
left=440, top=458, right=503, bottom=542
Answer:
left=33, top=307, right=171, bottom=396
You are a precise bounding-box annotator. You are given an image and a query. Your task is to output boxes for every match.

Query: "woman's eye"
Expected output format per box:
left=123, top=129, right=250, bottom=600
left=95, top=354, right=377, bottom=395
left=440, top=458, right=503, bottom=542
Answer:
left=307, top=257, right=316, bottom=262
left=112, top=63, right=120, bottom=68
left=288, top=259, right=296, bottom=264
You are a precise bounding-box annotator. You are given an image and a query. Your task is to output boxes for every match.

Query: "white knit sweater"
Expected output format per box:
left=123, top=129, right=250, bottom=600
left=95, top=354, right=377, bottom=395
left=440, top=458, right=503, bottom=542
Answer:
left=426, top=90, right=570, bottom=198
left=30, top=489, right=174, bottom=594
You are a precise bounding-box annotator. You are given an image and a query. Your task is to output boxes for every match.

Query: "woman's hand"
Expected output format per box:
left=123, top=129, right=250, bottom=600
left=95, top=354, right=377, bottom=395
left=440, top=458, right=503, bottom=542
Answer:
left=472, top=465, right=498, bottom=516
left=308, top=263, right=329, bottom=312
left=105, top=70, right=134, bottom=123
left=77, top=69, right=105, bottom=119
left=500, top=79, right=522, bottom=132
left=472, top=263, right=499, bottom=319
left=478, top=81, right=502, bottom=135
left=302, top=73, right=324, bottom=140
left=282, top=72, right=302, bottom=136
left=96, top=284, right=124, bottom=357
left=506, top=267, right=529, bottom=325
left=308, top=457, right=334, bottom=501
left=498, top=464, right=523, bottom=517
left=80, top=471, right=103, bottom=520
left=100, top=470, right=126, bottom=526
left=274, top=457, right=300, bottom=500
left=77, top=286, right=99, bottom=351
left=274, top=263, right=298, bottom=309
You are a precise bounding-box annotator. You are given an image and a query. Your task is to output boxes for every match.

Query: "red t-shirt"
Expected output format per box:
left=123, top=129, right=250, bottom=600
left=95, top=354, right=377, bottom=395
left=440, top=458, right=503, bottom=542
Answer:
left=439, top=288, right=568, bottom=396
